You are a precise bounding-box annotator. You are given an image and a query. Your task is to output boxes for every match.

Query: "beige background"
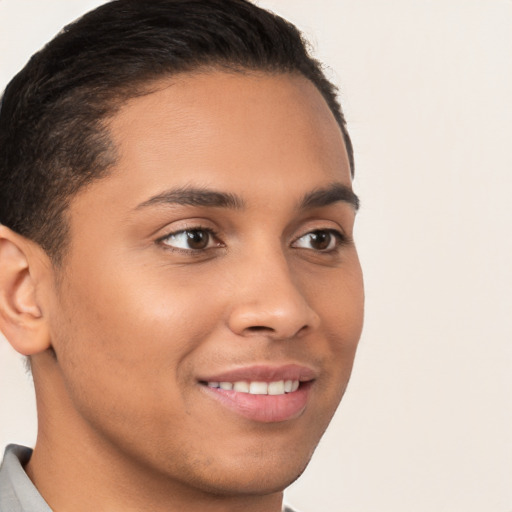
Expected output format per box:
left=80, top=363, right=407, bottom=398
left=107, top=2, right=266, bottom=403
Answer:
left=1, top=1, right=511, bottom=511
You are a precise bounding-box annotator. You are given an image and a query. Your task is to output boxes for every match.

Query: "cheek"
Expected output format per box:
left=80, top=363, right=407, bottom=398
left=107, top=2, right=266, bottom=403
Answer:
left=313, top=260, right=364, bottom=388
left=48, top=266, right=234, bottom=471
left=309, top=254, right=364, bottom=337
left=58, top=257, right=220, bottom=347
left=51, top=262, right=226, bottom=415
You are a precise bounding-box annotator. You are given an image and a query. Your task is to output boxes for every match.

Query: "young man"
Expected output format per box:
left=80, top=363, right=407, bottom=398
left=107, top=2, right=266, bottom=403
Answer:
left=0, top=1, right=364, bottom=511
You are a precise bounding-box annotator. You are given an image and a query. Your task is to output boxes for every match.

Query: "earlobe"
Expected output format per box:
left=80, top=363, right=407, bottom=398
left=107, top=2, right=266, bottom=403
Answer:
left=0, top=226, right=51, bottom=355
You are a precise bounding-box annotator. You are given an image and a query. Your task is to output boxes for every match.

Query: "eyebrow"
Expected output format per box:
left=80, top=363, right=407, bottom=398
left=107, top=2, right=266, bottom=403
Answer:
left=135, top=182, right=359, bottom=212
left=299, top=183, right=360, bottom=211
left=135, top=186, right=245, bottom=210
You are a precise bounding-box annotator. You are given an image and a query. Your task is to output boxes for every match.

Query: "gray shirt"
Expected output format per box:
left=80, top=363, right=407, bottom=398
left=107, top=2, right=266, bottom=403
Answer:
left=0, top=444, right=300, bottom=512
left=0, top=445, right=52, bottom=512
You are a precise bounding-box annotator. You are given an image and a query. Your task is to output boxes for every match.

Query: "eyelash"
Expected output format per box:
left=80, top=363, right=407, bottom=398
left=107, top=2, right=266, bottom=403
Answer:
left=158, top=226, right=222, bottom=254
left=157, top=226, right=349, bottom=255
left=292, top=229, right=349, bottom=253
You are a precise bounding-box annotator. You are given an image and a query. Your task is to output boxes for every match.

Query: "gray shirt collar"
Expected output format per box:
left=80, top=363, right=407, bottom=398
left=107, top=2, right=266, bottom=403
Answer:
left=0, top=444, right=52, bottom=512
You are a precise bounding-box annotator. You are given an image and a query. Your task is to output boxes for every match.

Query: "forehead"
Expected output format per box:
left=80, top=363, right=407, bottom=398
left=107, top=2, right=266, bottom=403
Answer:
left=73, top=71, right=351, bottom=216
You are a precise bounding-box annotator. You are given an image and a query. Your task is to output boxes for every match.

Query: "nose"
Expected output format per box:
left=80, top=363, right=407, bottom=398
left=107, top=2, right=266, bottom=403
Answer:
left=227, top=250, right=320, bottom=340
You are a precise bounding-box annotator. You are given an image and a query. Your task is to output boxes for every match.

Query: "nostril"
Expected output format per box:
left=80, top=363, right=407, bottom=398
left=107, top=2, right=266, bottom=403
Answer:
left=243, top=324, right=310, bottom=338
left=246, top=326, right=275, bottom=333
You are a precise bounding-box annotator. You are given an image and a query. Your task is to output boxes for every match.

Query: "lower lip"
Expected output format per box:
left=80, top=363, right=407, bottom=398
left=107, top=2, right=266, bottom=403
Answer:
left=201, top=382, right=312, bottom=423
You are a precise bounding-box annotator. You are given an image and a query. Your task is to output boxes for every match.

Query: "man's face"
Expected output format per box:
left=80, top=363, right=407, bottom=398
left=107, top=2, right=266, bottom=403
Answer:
left=45, top=71, right=364, bottom=494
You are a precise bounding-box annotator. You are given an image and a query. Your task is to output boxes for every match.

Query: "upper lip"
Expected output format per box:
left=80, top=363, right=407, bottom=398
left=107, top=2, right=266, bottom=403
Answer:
left=198, top=364, right=317, bottom=383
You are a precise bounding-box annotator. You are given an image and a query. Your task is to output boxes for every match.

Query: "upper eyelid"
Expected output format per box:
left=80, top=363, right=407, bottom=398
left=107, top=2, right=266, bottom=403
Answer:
left=148, top=215, right=219, bottom=238
left=157, top=225, right=217, bottom=240
left=292, top=228, right=346, bottom=244
left=157, top=227, right=222, bottom=253
left=158, top=225, right=346, bottom=240
left=291, top=226, right=346, bottom=243
left=158, top=225, right=344, bottom=240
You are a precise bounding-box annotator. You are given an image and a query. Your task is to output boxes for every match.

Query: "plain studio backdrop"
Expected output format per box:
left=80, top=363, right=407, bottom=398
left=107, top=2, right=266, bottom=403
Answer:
left=1, top=1, right=511, bottom=511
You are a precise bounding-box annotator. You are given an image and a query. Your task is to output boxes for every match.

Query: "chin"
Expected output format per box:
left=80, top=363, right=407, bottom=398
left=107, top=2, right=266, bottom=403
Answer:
left=181, top=447, right=314, bottom=497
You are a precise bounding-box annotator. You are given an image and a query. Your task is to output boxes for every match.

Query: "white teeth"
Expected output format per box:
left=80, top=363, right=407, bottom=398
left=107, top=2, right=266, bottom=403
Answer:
left=249, top=381, right=268, bottom=394
left=233, top=381, right=250, bottom=392
left=207, top=379, right=300, bottom=395
left=268, top=380, right=285, bottom=395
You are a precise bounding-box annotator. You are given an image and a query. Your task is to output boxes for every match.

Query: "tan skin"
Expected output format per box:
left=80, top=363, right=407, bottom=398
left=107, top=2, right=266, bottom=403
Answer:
left=0, top=71, right=364, bottom=512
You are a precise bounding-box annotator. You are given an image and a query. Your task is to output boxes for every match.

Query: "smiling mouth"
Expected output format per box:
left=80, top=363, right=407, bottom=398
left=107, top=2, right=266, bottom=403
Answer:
left=197, top=364, right=317, bottom=422
left=198, top=377, right=314, bottom=423
left=202, top=379, right=301, bottom=395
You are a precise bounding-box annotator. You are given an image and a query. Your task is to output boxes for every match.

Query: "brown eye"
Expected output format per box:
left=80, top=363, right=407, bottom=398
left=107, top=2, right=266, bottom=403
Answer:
left=292, top=229, right=342, bottom=252
left=161, top=229, right=217, bottom=251
left=184, top=230, right=209, bottom=250
left=310, top=231, right=332, bottom=251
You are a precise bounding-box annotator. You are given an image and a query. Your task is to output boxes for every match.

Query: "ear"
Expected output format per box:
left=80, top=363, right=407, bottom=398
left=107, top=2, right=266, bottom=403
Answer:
left=0, top=225, right=51, bottom=355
